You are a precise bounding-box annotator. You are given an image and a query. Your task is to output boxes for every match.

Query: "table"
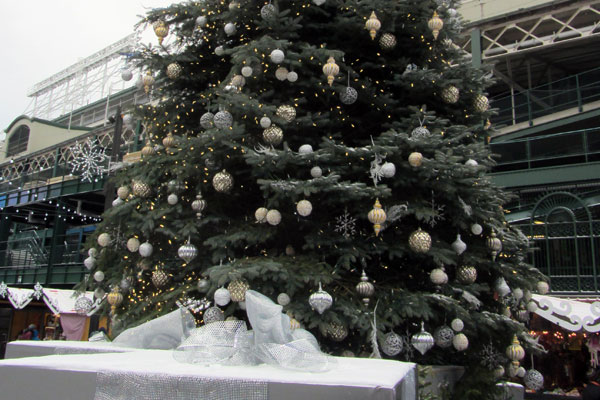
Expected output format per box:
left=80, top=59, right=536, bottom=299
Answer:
left=4, top=340, right=132, bottom=359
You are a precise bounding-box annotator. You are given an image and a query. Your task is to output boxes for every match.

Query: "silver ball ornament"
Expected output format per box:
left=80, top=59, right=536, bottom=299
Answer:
left=434, top=325, right=455, bottom=348
left=310, top=166, right=322, bottom=178
left=260, top=116, right=271, bottom=128
left=411, top=323, right=435, bottom=355
left=93, top=270, right=105, bottom=282
left=450, top=318, right=464, bottom=332
left=411, top=126, right=430, bottom=138
left=224, top=22, right=236, bottom=36
left=74, top=296, right=93, bottom=315
left=215, top=45, right=225, bottom=56
left=270, top=49, right=285, bottom=64
left=139, top=242, right=153, bottom=258
left=381, top=332, right=404, bottom=356
left=298, top=144, right=313, bottom=154
left=196, top=15, right=207, bottom=27
left=178, top=242, right=198, bottom=263
left=287, top=71, right=298, bottom=82
left=380, top=162, right=396, bottom=178
left=200, top=112, right=214, bottom=129
left=203, top=306, right=225, bottom=324
left=277, top=293, right=291, bottom=306
left=214, top=287, right=231, bottom=306
left=430, top=268, right=448, bottom=285
left=121, top=69, right=133, bottom=81
left=167, top=193, right=178, bottom=205
left=241, top=66, right=253, bottom=77
left=470, top=223, right=483, bottom=235
left=197, top=279, right=210, bottom=292
left=537, top=281, right=549, bottom=295
left=340, top=87, right=358, bottom=105
left=214, top=110, right=233, bottom=129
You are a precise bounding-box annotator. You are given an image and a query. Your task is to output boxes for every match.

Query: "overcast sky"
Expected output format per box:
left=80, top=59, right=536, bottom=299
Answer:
left=0, top=1, right=173, bottom=134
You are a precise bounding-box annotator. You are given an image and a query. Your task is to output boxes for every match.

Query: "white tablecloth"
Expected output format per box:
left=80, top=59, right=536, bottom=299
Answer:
left=0, top=349, right=416, bottom=400
left=5, top=340, right=132, bottom=359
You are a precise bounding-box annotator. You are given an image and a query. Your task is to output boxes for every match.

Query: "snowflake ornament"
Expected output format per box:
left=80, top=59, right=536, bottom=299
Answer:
left=70, top=140, right=108, bottom=183
left=424, top=191, right=445, bottom=227
left=335, top=209, right=357, bottom=238
left=479, top=342, right=507, bottom=369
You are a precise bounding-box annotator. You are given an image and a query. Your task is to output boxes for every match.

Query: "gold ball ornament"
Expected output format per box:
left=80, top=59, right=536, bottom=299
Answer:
left=212, top=170, right=234, bottom=192
left=231, top=74, right=245, bottom=89
left=166, top=62, right=182, bottom=80
left=132, top=181, right=151, bottom=198
left=117, top=186, right=130, bottom=200
left=275, top=67, right=289, bottom=81
left=276, top=105, right=296, bottom=123
left=227, top=280, right=250, bottom=302
left=153, top=20, right=169, bottom=45
left=97, top=233, right=111, bottom=247
left=408, top=152, right=423, bottom=167
left=457, top=265, right=478, bottom=284
left=263, top=125, right=283, bottom=145
left=162, top=132, right=177, bottom=149
left=474, top=94, right=490, bottom=112
left=142, top=71, right=155, bottom=94
left=322, top=56, right=339, bottom=87
left=379, top=33, right=397, bottom=50
left=428, top=11, right=444, bottom=40
left=152, top=269, right=170, bottom=289
left=441, top=86, right=460, bottom=104
left=255, top=207, right=268, bottom=223
left=141, top=141, right=155, bottom=157
left=266, top=209, right=282, bottom=225
left=367, top=199, right=387, bottom=236
left=365, top=11, right=381, bottom=40
left=107, top=287, right=123, bottom=314
left=296, top=199, right=313, bottom=217
left=409, top=228, right=432, bottom=253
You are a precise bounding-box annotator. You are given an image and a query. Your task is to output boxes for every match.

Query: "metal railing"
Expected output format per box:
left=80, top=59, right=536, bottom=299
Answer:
left=491, top=67, right=600, bottom=128
left=490, top=127, right=600, bottom=172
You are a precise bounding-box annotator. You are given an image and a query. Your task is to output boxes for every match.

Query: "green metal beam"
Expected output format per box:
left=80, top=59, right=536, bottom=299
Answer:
left=470, top=28, right=482, bottom=68
left=491, top=161, right=600, bottom=188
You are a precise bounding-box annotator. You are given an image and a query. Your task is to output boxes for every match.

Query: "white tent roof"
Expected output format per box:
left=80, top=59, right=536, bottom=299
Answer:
left=532, top=294, right=600, bottom=332
left=0, top=283, right=98, bottom=315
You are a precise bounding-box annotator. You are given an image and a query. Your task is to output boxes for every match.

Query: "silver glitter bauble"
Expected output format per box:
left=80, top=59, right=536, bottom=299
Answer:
left=451, top=234, right=467, bottom=255
left=453, top=333, right=469, bottom=351
left=270, top=49, right=285, bottom=64
left=311, top=166, right=322, bottom=178
left=93, top=271, right=105, bottom=282
left=524, top=369, right=544, bottom=391
left=287, top=71, right=298, bottom=82
left=450, top=318, right=464, bottom=332
left=340, top=86, right=358, bottom=105
left=84, top=256, right=95, bottom=270
left=276, top=105, right=296, bottom=123
left=430, top=268, right=448, bottom=285
left=260, top=3, right=277, bottom=20
left=121, top=69, right=133, bottom=81
left=224, top=22, right=236, bottom=36
left=214, top=110, right=233, bottom=129
left=412, top=323, right=435, bottom=355
left=355, top=270, right=375, bottom=306
left=457, top=265, right=477, bottom=284
left=152, top=270, right=169, bottom=288
left=200, top=112, right=214, bottom=129
left=241, top=66, right=253, bottom=77
left=263, top=125, right=283, bottom=145
left=381, top=332, right=403, bottom=356
left=126, top=237, right=140, bottom=253
left=441, top=86, right=459, bottom=104
left=117, top=186, right=130, bottom=200
left=298, top=144, right=313, bottom=154
left=255, top=207, right=268, bottom=223
left=434, top=325, right=455, bottom=348
left=167, top=193, right=178, bottom=205
left=214, top=287, right=231, bottom=306
left=203, top=306, right=225, bottom=324
left=277, top=293, right=291, bottom=306
left=166, top=62, right=182, bottom=80
left=326, top=322, right=348, bottom=342
left=380, top=162, right=396, bottom=178
left=266, top=209, right=282, bottom=225
left=408, top=228, right=432, bottom=253
left=213, top=170, right=234, bottom=192
left=309, top=282, right=333, bottom=314
left=411, top=126, right=430, bottom=138
left=197, top=278, right=210, bottom=292
left=227, top=280, right=249, bottom=302
left=178, top=242, right=198, bottom=263
left=260, top=116, right=271, bottom=128
left=474, top=94, right=490, bottom=112
left=97, top=233, right=111, bottom=247
left=139, top=242, right=153, bottom=258
left=379, top=33, right=397, bottom=50
left=470, top=223, right=483, bottom=235
left=74, top=296, right=93, bottom=315
left=537, top=281, right=549, bottom=295
left=296, top=199, right=312, bottom=217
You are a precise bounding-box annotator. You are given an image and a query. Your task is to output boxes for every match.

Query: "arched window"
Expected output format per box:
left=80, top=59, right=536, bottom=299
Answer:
left=6, top=125, right=30, bottom=156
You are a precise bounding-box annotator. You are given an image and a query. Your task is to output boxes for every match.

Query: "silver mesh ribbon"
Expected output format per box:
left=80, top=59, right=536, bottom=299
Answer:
left=94, top=371, right=268, bottom=400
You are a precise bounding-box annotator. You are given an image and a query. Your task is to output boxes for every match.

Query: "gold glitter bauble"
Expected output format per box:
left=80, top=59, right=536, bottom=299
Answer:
left=408, top=228, right=432, bottom=253
left=166, top=62, right=182, bottom=80
left=132, top=181, right=151, bottom=198
left=441, top=86, right=459, bottom=104
left=107, top=287, right=123, bottom=313
left=325, top=322, right=348, bottom=342
left=263, top=125, right=283, bottom=145
left=142, top=71, right=155, bottom=94
left=456, top=265, right=477, bottom=284
left=474, top=94, right=490, bottom=112
left=227, top=280, right=250, bottom=302
left=276, top=105, right=296, bottom=123
left=152, top=269, right=170, bottom=288
left=212, top=170, right=234, bottom=192
left=379, top=33, right=397, bottom=50
left=117, top=186, right=130, bottom=200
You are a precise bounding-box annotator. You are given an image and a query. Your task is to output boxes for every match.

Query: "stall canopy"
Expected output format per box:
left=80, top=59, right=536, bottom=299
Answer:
left=532, top=294, right=600, bottom=332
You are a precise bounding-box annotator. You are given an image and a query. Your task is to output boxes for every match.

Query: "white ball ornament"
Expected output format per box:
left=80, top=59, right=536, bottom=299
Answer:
left=121, top=69, right=133, bottom=81
left=310, top=166, right=322, bottom=178
left=97, top=233, right=111, bottom=247
left=260, top=116, right=272, bottom=128
left=94, top=271, right=105, bottom=282
left=517, top=367, right=527, bottom=378
left=450, top=318, right=464, bottom=332
left=84, top=256, right=95, bottom=270
left=126, top=237, right=140, bottom=253
left=94, top=288, right=105, bottom=299
left=297, top=200, right=313, bottom=217
left=112, top=198, right=124, bottom=207
left=255, top=207, right=268, bottom=223
left=513, top=288, right=524, bottom=300
left=88, top=248, right=98, bottom=258
left=313, top=0, right=325, bottom=5
left=527, top=301, right=538, bottom=312
left=277, top=293, right=291, bottom=306
left=381, top=162, right=396, bottom=178
left=299, top=144, right=313, bottom=154
left=224, top=23, right=236, bottom=36
left=117, top=186, right=130, bottom=200
left=241, top=66, right=253, bottom=77
left=196, top=15, right=207, bottom=27
left=270, top=49, right=285, bottom=64
left=537, top=281, right=549, bottom=295
left=167, top=194, right=178, bottom=205
left=287, top=71, right=298, bottom=82
left=465, top=159, right=478, bottom=167
left=215, top=45, right=225, bottom=56
left=452, top=333, right=469, bottom=351
left=430, top=268, right=448, bottom=285
left=495, top=277, right=511, bottom=297
left=470, top=223, right=483, bottom=235
left=214, top=287, right=231, bottom=306
left=266, top=209, right=282, bottom=225
left=139, top=242, right=153, bottom=258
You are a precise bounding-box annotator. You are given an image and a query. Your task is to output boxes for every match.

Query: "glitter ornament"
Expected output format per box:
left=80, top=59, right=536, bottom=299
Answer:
left=97, top=233, right=111, bottom=247
left=298, top=144, right=313, bottom=154
left=153, top=20, right=168, bottom=45
left=214, top=287, right=231, bottom=306
left=276, top=105, right=296, bottom=123
left=275, top=67, right=288, bottom=81
left=355, top=270, right=375, bottom=306
left=94, top=271, right=105, bottom=282
left=84, top=256, right=95, bottom=270
left=412, top=322, right=435, bottom=355
left=381, top=162, right=396, bottom=178
left=411, top=126, right=430, bottom=138
left=166, top=63, right=182, bottom=80
left=255, top=207, right=268, bottom=223
left=277, top=293, right=291, bottom=306
left=126, top=237, right=140, bottom=253
left=340, top=86, right=358, bottom=105
left=261, top=3, right=277, bottom=19
left=452, top=234, right=467, bottom=255
left=178, top=241, right=198, bottom=263
left=309, top=282, right=333, bottom=314
left=227, top=280, right=249, bottom=302
left=107, top=288, right=123, bottom=314
left=428, top=11, right=444, bottom=40
left=487, top=231, right=503, bottom=261
left=270, top=49, right=284, bottom=64
left=471, top=223, right=483, bottom=235
left=365, top=11, right=381, bottom=40
left=214, top=110, right=233, bottom=129
left=191, top=193, right=207, bottom=218
left=381, top=332, right=403, bottom=356
left=434, top=325, right=455, bottom=348
left=368, top=199, right=387, bottom=236
left=263, top=209, right=281, bottom=225
left=260, top=116, right=271, bottom=128
left=139, top=242, right=153, bottom=258
left=167, top=193, right=178, bottom=205
left=241, top=66, right=253, bottom=77
left=203, top=306, right=224, bottom=324
left=451, top=318, right=464, bottom=332
left=430, top=268, right=448, bottom=285
left=215, top=46, right=225, bottom=56
left=408, top=152, right=423, bottom=167
left=213, top=170, right=234, bottom=192
left=132, top=181, right=151, bottom=198
left=200, top=112, right=214, bottom=129
left=409, top=228, right=432, bottom=253
left=322, top=56, right=339, bottom=86
left=287, top=71, right=298, bottom=82
left=224, top=22, right=236, bottom=36
left=379, top=33, right=397, bottom=50
left=311, top=166, right=322, bottom=178
left=453, top=333, right=469, bottom=351
left=117, top=186, right=129, bottom=200
left=121, top=69, right=133, bottom=81
left=457, top=265, right=477, bottom=284
left=142, top=71, right=155, bottom=94
left=120, top=277, right=133, bottom=290
left=537, top=281, right=549, bottom=294
left=297, top=199, right=313, bottom=217
left=441, top=86, right=459, bottom=104
left=326, top=322, right=348, bottom=342
left=474, top=94, right=490, bottom=112
left=263, top=125, right=283, bottom=145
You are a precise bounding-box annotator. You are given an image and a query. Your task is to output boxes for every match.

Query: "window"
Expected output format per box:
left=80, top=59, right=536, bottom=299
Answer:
left=6, top=125, right=29, bottom=156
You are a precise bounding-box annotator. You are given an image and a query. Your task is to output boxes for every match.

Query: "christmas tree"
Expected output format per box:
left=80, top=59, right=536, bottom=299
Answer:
left=85, top=0, right=547, bottom=397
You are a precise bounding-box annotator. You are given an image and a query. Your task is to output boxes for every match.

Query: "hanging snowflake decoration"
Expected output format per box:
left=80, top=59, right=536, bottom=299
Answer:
left=335, top=209, right=357, bottom=238
left=0, top=282, right=7, bottom=297
left=33, top=282, right=44, bottom=300
left=479, top=342, right=507, bottom=370
left=424, top=191, right=445, bottom=227
left=369, top=153, right=385, bottom=186
left=70, top=140, right=108, bottom=183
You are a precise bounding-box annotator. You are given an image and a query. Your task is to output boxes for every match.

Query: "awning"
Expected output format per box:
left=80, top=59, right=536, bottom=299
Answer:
left=531, top=294, right=600, bottom=332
